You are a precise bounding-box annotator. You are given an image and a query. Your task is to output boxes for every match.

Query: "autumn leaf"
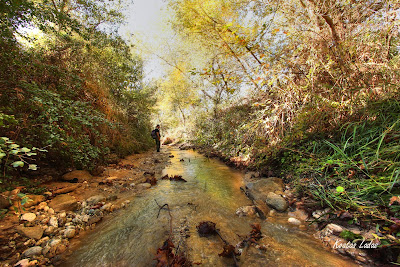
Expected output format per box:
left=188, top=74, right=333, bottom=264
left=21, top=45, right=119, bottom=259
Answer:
left=389, top=196, right=400, bottom=206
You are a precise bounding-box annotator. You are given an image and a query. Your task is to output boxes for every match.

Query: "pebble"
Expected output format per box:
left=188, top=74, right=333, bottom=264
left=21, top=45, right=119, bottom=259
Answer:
left=44, top=226, right=56, bottom=236
left=48, top=208, right=55, bottom=215
left=64, top=228, right=76, bottom=238
left=36, top=236, right=49, bottom=247
left=21, top=213, right=36, bottom=222
left=288, top=217, right=301, bottom=226
left=49, top=216, right=58, bottom=227
left=325, top=223, right=344, bottom=235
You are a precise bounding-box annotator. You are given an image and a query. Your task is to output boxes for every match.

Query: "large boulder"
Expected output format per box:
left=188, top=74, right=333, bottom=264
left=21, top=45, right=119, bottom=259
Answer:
left=62, top=170, right=92, bottom=182
left=48, top=194, right=78, bottom=212
left=266, top=192, right=288, bottom=212
left=17, top=225, right=44, bottom=240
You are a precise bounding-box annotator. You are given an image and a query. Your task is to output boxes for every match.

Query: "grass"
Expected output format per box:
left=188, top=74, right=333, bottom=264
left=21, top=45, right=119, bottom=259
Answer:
left=290, top=99, right=400, bottom=224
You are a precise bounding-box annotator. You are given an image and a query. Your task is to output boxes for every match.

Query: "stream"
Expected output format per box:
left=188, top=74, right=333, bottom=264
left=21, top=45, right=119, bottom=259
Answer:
left=62, top=148, right=356, bottom=267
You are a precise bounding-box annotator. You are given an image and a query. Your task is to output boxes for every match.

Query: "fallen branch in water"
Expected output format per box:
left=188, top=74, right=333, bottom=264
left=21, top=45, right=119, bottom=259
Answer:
left=154, top=200, right=192, bottom=267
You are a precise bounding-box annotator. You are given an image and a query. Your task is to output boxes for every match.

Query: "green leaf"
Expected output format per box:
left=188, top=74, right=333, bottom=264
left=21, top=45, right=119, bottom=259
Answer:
left=20, top=147, right=31, bottom=153
left=0, top=152, right=5, bottom=159
left=12, top=161, right=24, bottom=168
left=28, top=164, right=37, bottom=170
left=336, top=186, right=345, bottom=193
left=17, top=193, right=26, bottom=198
left=10, top=149, right=19, bottom=155
left=26, top=152, right=37, bottom=156
left=9, top=144, right=19, bottom=149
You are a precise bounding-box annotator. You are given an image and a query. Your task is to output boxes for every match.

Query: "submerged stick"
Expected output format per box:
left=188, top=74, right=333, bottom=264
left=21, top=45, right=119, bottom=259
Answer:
left=155, top=199, right=173, bottom=238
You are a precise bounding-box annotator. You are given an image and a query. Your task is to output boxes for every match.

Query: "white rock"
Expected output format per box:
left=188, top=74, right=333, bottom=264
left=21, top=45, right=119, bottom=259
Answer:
left=21, top=213, right=36, bottom=222
left=288, top=217, right=301, bottom=226
left=49, top=216, right=58, bottom=228
left=14, top=259, right=29, bottom=267
left=326, top=224, right=344, bottom=235
left=58, top=212, right=66, bottom=218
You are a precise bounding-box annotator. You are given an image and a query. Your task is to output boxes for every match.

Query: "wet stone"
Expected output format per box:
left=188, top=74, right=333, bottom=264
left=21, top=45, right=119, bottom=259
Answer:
left=22, top=246, right=42, bottom=257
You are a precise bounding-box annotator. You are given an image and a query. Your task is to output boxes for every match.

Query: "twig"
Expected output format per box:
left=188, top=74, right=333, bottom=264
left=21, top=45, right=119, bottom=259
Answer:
left=155, top=199, right=173, bottom=238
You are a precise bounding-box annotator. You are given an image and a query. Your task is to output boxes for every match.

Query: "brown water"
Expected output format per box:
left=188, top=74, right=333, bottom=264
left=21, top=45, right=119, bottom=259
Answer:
left=62, top=148, right=357, bottom=267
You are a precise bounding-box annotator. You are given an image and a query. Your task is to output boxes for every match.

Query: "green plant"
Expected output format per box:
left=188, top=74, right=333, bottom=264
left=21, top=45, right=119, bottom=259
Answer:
left=0, top=137, right=47, bottom=179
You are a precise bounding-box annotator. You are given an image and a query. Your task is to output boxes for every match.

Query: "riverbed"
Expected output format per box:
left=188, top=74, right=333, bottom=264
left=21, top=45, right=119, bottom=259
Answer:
left=62, top=148, right=356, bottom=267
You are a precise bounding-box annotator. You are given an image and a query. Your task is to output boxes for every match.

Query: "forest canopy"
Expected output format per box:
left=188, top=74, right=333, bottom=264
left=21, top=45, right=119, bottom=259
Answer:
left=150, top=0, right=400, bottom=224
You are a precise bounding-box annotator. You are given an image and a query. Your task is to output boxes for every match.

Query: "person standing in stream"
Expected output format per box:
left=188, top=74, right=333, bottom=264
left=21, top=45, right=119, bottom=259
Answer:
left=153, top=124, right=161, bottom=152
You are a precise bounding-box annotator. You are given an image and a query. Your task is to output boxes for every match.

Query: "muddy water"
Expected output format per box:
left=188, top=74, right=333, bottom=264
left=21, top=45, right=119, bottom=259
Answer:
left=63, top=148, right=356, bottom=267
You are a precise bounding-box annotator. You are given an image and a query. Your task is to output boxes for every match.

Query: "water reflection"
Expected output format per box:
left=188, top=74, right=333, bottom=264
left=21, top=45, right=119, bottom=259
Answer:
left=62, top=148, right=356, bottom=267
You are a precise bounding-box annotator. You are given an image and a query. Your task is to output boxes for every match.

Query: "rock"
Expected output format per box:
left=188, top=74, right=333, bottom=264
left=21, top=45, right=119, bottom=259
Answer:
left=244, top=171, right=260, bottom=180
left=62, top=170, right=92, bottom=182
left=17, top=226, right=44, bottom=240
left=266, top=192, right=289, bottom=212
left=288, top=217, right=301, bottom=226
left=24, top=239, right=36, bottom=247
left=11, top=195, right=45, bottom=210
left=21, top=213, right=36, bottom=222
left=64, top=228, right=76, bottom=238
left=236, top=206, right=257, bottom=217
left=53, top=184, right=80, bottom=195
left=86, top=195, right=106, bottom=205
left=137, top=183, right=152, bottom=190
left=48, top=194, right=78, bottom=212
left=14, top=259, right=29, bottom=267
left=245, top=178, right=285, bottom=201
left=43, top=191, right=53, bottom=197
left=43, top=238, right=67, bottom=258
left=91, top=165, right=105, bottom=176
left=37, top=202, right=48, bottom=210
left=49, top=216, right=58, bottom=228
left=22, top=246, right=42, bottom=257
left=44, top=226, right=56, bottom=236
left=312, top=208, right=331, bottom=220
left=36, top=236, right=50, bottom=247
left=100, top=203, right=112, bottom=212
left=288, top=209, right=309, bottom=221
left=0, top=194, right=10, bottom=209
left=14, top=259, right=39, bottom=267
left=106, top=195, right=117, bottom=201
left=87, top=215, right=102, bottom=225
left=325, top=224, right=344, bottom=235
left=48, top=207, right=54, bottom=214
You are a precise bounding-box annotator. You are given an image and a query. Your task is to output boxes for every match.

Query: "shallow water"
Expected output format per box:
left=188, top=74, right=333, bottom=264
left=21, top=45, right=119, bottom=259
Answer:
left=62, top=148, right=356, bottom=267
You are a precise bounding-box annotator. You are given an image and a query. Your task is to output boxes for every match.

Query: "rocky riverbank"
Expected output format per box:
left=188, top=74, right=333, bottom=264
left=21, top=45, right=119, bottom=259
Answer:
left=180, top=144, right=393, bottom=266
left=0, top=150, right=170, bottom=267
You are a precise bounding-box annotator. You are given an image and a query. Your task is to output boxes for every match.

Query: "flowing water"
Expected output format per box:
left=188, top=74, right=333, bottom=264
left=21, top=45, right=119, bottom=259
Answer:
left=63, top=148, right=357, bottom=267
